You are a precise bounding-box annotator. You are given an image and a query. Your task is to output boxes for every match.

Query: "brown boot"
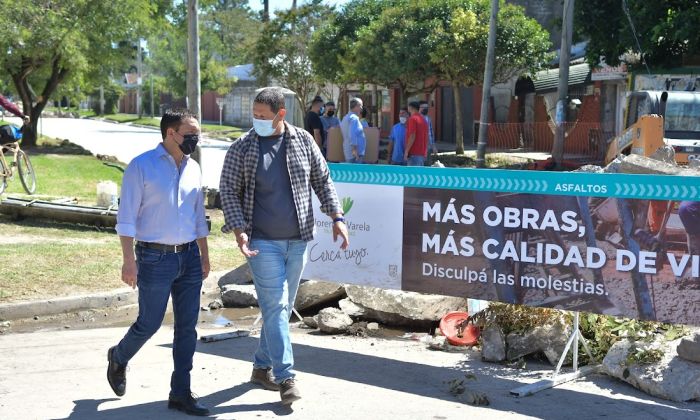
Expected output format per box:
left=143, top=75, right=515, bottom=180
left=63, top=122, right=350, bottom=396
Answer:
left=279, top=378, right=301, bottom=405
left=250, top=367, right=280, bottom=391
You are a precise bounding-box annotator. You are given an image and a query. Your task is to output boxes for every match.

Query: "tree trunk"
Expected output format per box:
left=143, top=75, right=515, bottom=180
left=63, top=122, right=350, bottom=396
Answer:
left=9, top=54, right=68, bottom=148
left=453, top=81, right=464, bottom=155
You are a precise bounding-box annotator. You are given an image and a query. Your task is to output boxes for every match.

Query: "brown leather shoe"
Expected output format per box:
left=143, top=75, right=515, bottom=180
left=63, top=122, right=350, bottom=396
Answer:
left=279, top=378, right=301, bottom=405
left=250, top=367, right=280, bottom=391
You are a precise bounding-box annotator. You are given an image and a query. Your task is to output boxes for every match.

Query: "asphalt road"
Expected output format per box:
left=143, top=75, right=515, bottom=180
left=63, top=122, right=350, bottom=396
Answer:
left=1, top=323, right=698, bottom=420
left=6, top=116, right=233, bottom=189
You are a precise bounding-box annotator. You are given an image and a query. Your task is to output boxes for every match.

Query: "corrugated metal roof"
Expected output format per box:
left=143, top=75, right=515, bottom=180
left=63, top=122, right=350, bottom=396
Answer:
left=533, top=63, right=591, bottom=92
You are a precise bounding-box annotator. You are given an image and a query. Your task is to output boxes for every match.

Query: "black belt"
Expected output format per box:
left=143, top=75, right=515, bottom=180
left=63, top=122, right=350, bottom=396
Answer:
left=136, top=240, right=196, bottom=253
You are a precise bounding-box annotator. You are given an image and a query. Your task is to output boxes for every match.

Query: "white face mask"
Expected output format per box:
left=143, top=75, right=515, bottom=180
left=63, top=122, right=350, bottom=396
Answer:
left=399, top=117, right=407, bottom=124
left=252, top=113, right=279, bottom=137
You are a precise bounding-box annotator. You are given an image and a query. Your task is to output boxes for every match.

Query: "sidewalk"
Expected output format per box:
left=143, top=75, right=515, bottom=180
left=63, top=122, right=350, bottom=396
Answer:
left=1, top=325, right=697, bottom=419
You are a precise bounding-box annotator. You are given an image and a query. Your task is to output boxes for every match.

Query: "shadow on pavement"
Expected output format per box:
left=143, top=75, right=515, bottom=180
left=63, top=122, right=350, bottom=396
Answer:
left=58, top=335, right=700, bottom=419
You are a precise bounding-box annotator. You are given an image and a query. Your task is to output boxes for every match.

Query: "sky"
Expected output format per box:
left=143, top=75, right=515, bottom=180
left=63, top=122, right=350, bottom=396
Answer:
left=247, top=0, right=350, bottom=13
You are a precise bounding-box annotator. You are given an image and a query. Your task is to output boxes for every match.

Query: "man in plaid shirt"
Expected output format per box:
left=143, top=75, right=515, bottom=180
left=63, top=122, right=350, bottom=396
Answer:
left=219, top=87, right=350, bottom=405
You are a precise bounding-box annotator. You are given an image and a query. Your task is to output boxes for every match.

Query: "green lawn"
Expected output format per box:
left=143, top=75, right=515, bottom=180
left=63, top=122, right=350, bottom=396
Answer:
left=2, top=154, right=124, bottom=205
left=1, top=147, right=244, bottom=302
left=0, top=210, right=244, bottom=303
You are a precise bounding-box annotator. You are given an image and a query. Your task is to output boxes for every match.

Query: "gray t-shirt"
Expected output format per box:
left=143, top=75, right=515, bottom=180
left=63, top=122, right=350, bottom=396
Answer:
left=252, top=134, right=301, bottom=240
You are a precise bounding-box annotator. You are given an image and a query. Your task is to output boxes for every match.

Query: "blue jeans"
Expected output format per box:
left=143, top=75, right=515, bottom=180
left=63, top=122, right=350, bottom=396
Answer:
left=407, top=155, right=425, bottom=166
left=346, top=155, right=365, bottom=163
left=112, top=243, right=203, bottom=397
left=246, top=238, right=308, bottom=383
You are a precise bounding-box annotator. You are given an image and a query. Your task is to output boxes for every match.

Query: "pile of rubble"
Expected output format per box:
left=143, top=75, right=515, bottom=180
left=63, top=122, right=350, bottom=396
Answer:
left=215, top=263, right=468, bottom=334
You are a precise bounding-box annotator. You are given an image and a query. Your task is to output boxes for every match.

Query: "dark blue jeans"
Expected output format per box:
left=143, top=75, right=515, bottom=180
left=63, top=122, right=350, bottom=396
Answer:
left=112, top=243, right=203, bottom=397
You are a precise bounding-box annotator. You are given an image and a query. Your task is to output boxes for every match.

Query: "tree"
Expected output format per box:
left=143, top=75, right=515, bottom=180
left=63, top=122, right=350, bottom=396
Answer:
left=148, top=1, right=252, bottom=99
left=429, top=0, right=551, bottom=154
left=310, top=0, right=399, bottom=87
left=250, top=0, right=333, bottom=112
left=345, top=1, right=441, bottom=104
left=0, top=1, right=164, bottom=147
left=576, top=1, right=700, bottom=69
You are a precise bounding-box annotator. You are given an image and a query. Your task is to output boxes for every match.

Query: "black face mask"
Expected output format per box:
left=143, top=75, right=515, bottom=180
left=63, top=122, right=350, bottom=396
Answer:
left=420, top=108, right=429, bottom=115
left=327, top=110, right=335, bottom=117
left=178, top=134, right=199, bottom=155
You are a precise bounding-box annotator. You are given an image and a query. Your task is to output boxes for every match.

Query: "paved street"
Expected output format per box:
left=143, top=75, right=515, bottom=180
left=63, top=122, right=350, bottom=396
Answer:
left=1, top=324, right=699, bottom=420
left=7, top=117, right=234, bottom=189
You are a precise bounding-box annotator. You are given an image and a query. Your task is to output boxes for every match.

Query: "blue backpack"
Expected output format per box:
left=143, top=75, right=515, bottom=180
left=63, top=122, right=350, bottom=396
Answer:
left=0, top=124, right=22, bottom=144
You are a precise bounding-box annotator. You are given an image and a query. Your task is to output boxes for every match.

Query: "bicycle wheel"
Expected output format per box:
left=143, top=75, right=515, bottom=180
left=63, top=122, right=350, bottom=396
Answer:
left=0, top=156, right=7, bottom=195
left=17, top=149, right=36, bottom=194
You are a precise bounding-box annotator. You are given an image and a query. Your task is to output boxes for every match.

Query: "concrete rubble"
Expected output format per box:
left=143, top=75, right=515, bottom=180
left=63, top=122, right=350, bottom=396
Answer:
left=316, top=307, right=353, bottom=334
left=220, top=284, right=258, bottom=307
left=603, top=338, right=700, bottom=402
left=294, top=280, right=346, bottom=311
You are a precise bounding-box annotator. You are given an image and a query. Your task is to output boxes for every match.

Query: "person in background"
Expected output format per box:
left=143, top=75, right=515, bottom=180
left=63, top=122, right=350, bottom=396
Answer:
left=304, top=95, right=324, bottom=149
left=360, top=106, right=370, bottom=128
left=387, top=108, right=409, bottom=165
left=340, top=97, right=366, bottom=163
left=419, top=100, right=438, bottom=156
left=404, top=101, right=428, bottom=166
left=0, top=94, right=30, bottom=124
left=108, top=109, right=210, bottom=416
left=219, top=87, right=350, bottom=406
left=320, top=101, right=341, bottom=137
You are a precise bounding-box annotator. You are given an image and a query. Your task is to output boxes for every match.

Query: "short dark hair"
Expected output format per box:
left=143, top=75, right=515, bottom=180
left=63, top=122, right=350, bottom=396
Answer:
left=419, top=100, right=429, bottom=107
left=312, top=95, right=324, bottom=105
left=408, top=101, right=420, bottom=111
left=254, top=87, right=286, bottom=113
left=325, top=101, right=335, bottom=107
left=400, top=107, right=409, bottom=113
left=160, top=108, right=197, bottom=139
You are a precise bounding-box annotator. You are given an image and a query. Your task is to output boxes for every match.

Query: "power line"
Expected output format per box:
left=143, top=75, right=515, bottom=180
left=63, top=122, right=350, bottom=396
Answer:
left=622, top=0, right=651, bottom=75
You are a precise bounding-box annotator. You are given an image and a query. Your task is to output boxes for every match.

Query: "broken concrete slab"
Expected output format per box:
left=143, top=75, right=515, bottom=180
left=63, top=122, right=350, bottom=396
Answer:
left=220, top=284, right=258, bottom=307
left=339, top=297, right=366, bottom=317
left=344, top=285, right=468, bottom=327
left=294, top=280, right=346, bottom=311
left=218, top=264, right=253, bottom=287
left=677, top=333, right=700, bottom=364
left=505, top=316, right=571, bottom=365
left=481, top=326, right=506, bottom=363
left=603, top=337, right=700, bottom=402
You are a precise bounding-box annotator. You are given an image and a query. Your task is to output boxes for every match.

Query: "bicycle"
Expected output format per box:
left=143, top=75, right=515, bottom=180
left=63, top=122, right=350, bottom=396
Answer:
left=0, top=123, right=36, bottom=195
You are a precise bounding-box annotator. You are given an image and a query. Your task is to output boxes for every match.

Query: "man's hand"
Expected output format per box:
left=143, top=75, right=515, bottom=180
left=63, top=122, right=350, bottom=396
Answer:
left=403, top=152, right=409, bottom=161
left=122, top=259, right=137, bottom=289
left=201, top=256, right=211, bottom=280
left=235, top=231, right=258, bottom=257
left=333, top=221, right=350, bottom=250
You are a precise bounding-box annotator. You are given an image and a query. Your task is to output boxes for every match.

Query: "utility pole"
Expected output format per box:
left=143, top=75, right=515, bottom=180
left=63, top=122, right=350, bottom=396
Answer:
left=187, top=0, right=202, bottom=164
left=187, top=0, right=202, bottom=122
left=475, top=0, right=498, bottom=168
left=150, top=74, right=154, bottom=117
left=99, top=85, right=104, bottom=116
left=137, top=39, right=142, bottom=117
left=551, top=0, right=575, bottom=167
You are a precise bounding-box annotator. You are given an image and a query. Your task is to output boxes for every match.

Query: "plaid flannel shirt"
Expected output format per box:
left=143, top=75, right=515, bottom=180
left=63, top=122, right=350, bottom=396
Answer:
left=219, top=121, right=342, bottom=241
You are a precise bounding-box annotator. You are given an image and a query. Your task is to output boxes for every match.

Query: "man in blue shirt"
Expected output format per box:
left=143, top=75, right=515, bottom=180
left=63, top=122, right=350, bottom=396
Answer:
left=420, top=101, right=439, bottom=156
left=340, top=97, right=366, bottom=163
left=108, top=109, right=210, bottom=416
left=387, top=108, right=409, bottom=165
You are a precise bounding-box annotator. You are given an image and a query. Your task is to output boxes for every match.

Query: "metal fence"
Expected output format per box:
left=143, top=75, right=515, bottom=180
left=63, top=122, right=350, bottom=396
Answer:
left=485, top=122, right=614, bottom=160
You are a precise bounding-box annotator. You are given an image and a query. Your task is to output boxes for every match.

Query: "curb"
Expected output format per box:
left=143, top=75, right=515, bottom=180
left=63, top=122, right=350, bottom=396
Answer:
left=0, top=288, right=138, bottom=321
left=0, top=271, right=226, bottom=321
